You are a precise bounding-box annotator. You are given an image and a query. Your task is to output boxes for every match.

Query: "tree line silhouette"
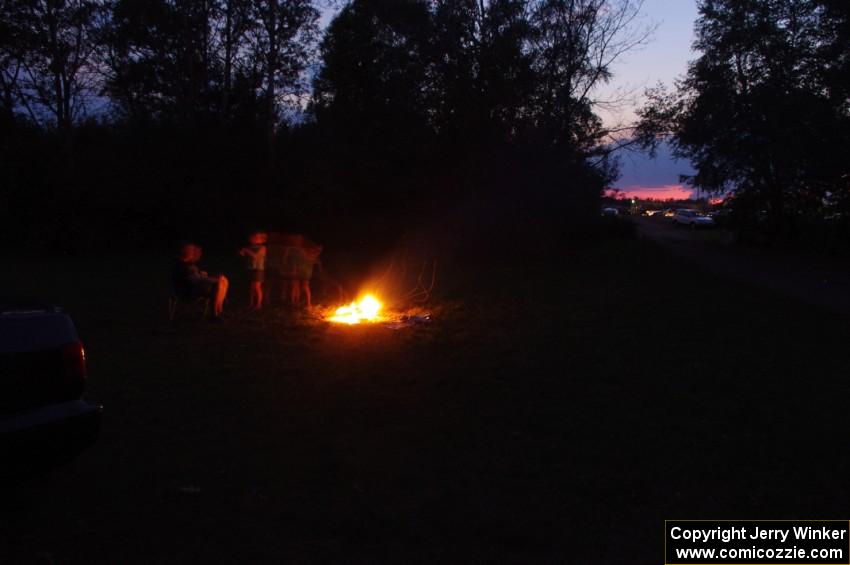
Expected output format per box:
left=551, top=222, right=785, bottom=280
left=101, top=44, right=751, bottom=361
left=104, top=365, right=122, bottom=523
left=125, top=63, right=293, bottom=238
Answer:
left=0, top=0, right=648, bottom=253
left=1, top=0, right=847, bottom=254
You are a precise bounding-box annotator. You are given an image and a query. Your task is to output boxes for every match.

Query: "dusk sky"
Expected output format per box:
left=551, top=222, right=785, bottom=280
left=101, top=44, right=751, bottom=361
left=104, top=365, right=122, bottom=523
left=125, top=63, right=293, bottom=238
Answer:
left=597, top=0, right=700, bottom=199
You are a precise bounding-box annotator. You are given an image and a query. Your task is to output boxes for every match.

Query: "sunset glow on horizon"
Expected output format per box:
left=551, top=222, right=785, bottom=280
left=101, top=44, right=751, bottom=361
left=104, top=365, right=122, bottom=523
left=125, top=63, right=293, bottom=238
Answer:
left=608, top=184, right=695, bottom=201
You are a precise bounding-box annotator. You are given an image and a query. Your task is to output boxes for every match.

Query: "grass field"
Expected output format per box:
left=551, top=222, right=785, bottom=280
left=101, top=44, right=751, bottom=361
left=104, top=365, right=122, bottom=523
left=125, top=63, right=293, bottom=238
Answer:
left=2, top=232, right=850, bottom=563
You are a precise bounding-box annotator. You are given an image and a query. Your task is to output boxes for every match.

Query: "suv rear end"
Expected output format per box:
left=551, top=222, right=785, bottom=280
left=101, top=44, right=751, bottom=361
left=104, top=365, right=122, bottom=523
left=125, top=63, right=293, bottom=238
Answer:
left=0, top=306, right=102, bottom=476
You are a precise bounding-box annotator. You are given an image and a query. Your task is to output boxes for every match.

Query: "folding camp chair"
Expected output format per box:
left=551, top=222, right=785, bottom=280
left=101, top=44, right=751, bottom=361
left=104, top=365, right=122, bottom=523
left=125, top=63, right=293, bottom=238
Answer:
left=168, top=289, right=210, bottom=321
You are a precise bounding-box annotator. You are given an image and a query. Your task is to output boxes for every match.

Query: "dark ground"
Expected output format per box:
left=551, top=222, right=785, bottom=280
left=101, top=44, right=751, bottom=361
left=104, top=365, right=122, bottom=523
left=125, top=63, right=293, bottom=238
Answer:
left=636, top=216, right=850, bottom=315
left=2, top=229, right=850, bottom=564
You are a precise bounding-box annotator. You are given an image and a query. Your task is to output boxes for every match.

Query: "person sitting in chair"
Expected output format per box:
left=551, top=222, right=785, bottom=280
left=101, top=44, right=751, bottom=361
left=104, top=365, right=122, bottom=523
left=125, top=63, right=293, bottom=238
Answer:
left=172, top=242, right=229, bottom=319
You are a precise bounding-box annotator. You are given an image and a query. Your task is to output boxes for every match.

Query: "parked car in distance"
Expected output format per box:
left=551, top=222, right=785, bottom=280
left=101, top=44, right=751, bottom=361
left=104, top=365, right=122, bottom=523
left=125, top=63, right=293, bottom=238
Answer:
left=0, top=305, right=102, bottom=476
left=708, top=208, right=732, bottom=227
left=663, top=208, right=677, bottom=219
left=601, top=207, right=620, bottom=217
left=643, top=209, right=663, bottom=217
left=672, top=209, right=716, bottom=227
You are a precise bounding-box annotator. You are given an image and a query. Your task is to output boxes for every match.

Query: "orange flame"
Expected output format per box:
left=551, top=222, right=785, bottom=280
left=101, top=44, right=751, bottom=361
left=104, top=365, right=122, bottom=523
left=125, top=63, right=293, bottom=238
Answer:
left=328, top=294, right=383, bottom=324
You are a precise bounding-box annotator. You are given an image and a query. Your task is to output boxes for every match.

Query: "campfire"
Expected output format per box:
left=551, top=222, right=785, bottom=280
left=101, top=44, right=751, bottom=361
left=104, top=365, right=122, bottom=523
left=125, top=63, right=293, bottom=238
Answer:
left=327, top=294, right=384, bottom=325
left=324, top=258, right=437, bottom=326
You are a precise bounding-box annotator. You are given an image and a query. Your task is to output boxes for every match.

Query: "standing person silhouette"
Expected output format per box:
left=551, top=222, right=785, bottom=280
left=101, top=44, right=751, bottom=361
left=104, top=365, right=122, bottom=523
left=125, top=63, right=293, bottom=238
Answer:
left=239, top=231, right=268, bottom=310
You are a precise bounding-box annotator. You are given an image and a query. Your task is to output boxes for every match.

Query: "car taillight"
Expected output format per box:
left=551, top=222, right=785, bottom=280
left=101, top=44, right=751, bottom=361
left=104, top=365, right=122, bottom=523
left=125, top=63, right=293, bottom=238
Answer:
left=61, top=341, right=87, bottom=383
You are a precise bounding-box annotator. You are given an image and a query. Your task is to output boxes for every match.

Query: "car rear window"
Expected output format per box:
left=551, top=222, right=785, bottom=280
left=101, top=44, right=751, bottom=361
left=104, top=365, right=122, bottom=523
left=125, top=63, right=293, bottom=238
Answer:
left=0, top=313, right=79, bottom=354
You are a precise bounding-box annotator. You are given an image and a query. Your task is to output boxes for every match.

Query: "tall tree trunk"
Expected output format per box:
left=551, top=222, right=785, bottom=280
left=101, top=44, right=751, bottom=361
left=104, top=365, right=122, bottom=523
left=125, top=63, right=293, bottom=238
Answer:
left=0, top=65, right=19, bottom=127
left=265, top=0, right=277, bottom=162
left=201, top=0, right=210, bottom=102
left=261, top=0, right=279, bottom=198
left=47, top=1, right=66, bottom=133
left=62, top=72, right=72, bottom=131
left=221, top=0, right=233, bottom=122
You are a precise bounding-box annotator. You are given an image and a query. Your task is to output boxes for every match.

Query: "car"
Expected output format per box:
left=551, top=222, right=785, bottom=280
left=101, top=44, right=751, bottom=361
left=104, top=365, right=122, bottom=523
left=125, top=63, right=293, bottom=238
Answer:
left=708, top=208, right=733, bottom=226
left=0, top=305, right=102, bottom=476
left=601, top=207, right=620, bottom=217
left=672, top=209, right=716, bottom=227
left=663, top=208, right=677, bottom=219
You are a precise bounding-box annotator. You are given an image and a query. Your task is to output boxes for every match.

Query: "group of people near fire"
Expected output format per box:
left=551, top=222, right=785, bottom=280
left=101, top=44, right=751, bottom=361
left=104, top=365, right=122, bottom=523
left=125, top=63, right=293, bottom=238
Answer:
left=172, top=231, right=326, bottom=321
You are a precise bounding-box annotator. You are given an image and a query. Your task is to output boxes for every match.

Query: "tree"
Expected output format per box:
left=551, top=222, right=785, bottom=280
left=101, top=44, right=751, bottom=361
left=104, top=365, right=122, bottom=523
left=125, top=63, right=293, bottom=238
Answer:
left=311, top=0, right=648, bottom=214
left=102, top=0, right=214, bottom=122
left=813, top=0, right=850, bottom=218
left=0, top=1, right=25, bottom=126
left=252, top=0, right=319, bottom=156
left=311, top=0, right=434, bottom=207
left=528, top=0, right=651, bottom=149
left=313, top=0, right=432, bottom=142
left=1, top=0, right=103, bottom=132
left=101, top=0, right=318, bottom=133
left=217, top=0, right=254, bottom=121
left=427, top=0, right=537, bottom=145
left=637, top=0, right=850, bottom=233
